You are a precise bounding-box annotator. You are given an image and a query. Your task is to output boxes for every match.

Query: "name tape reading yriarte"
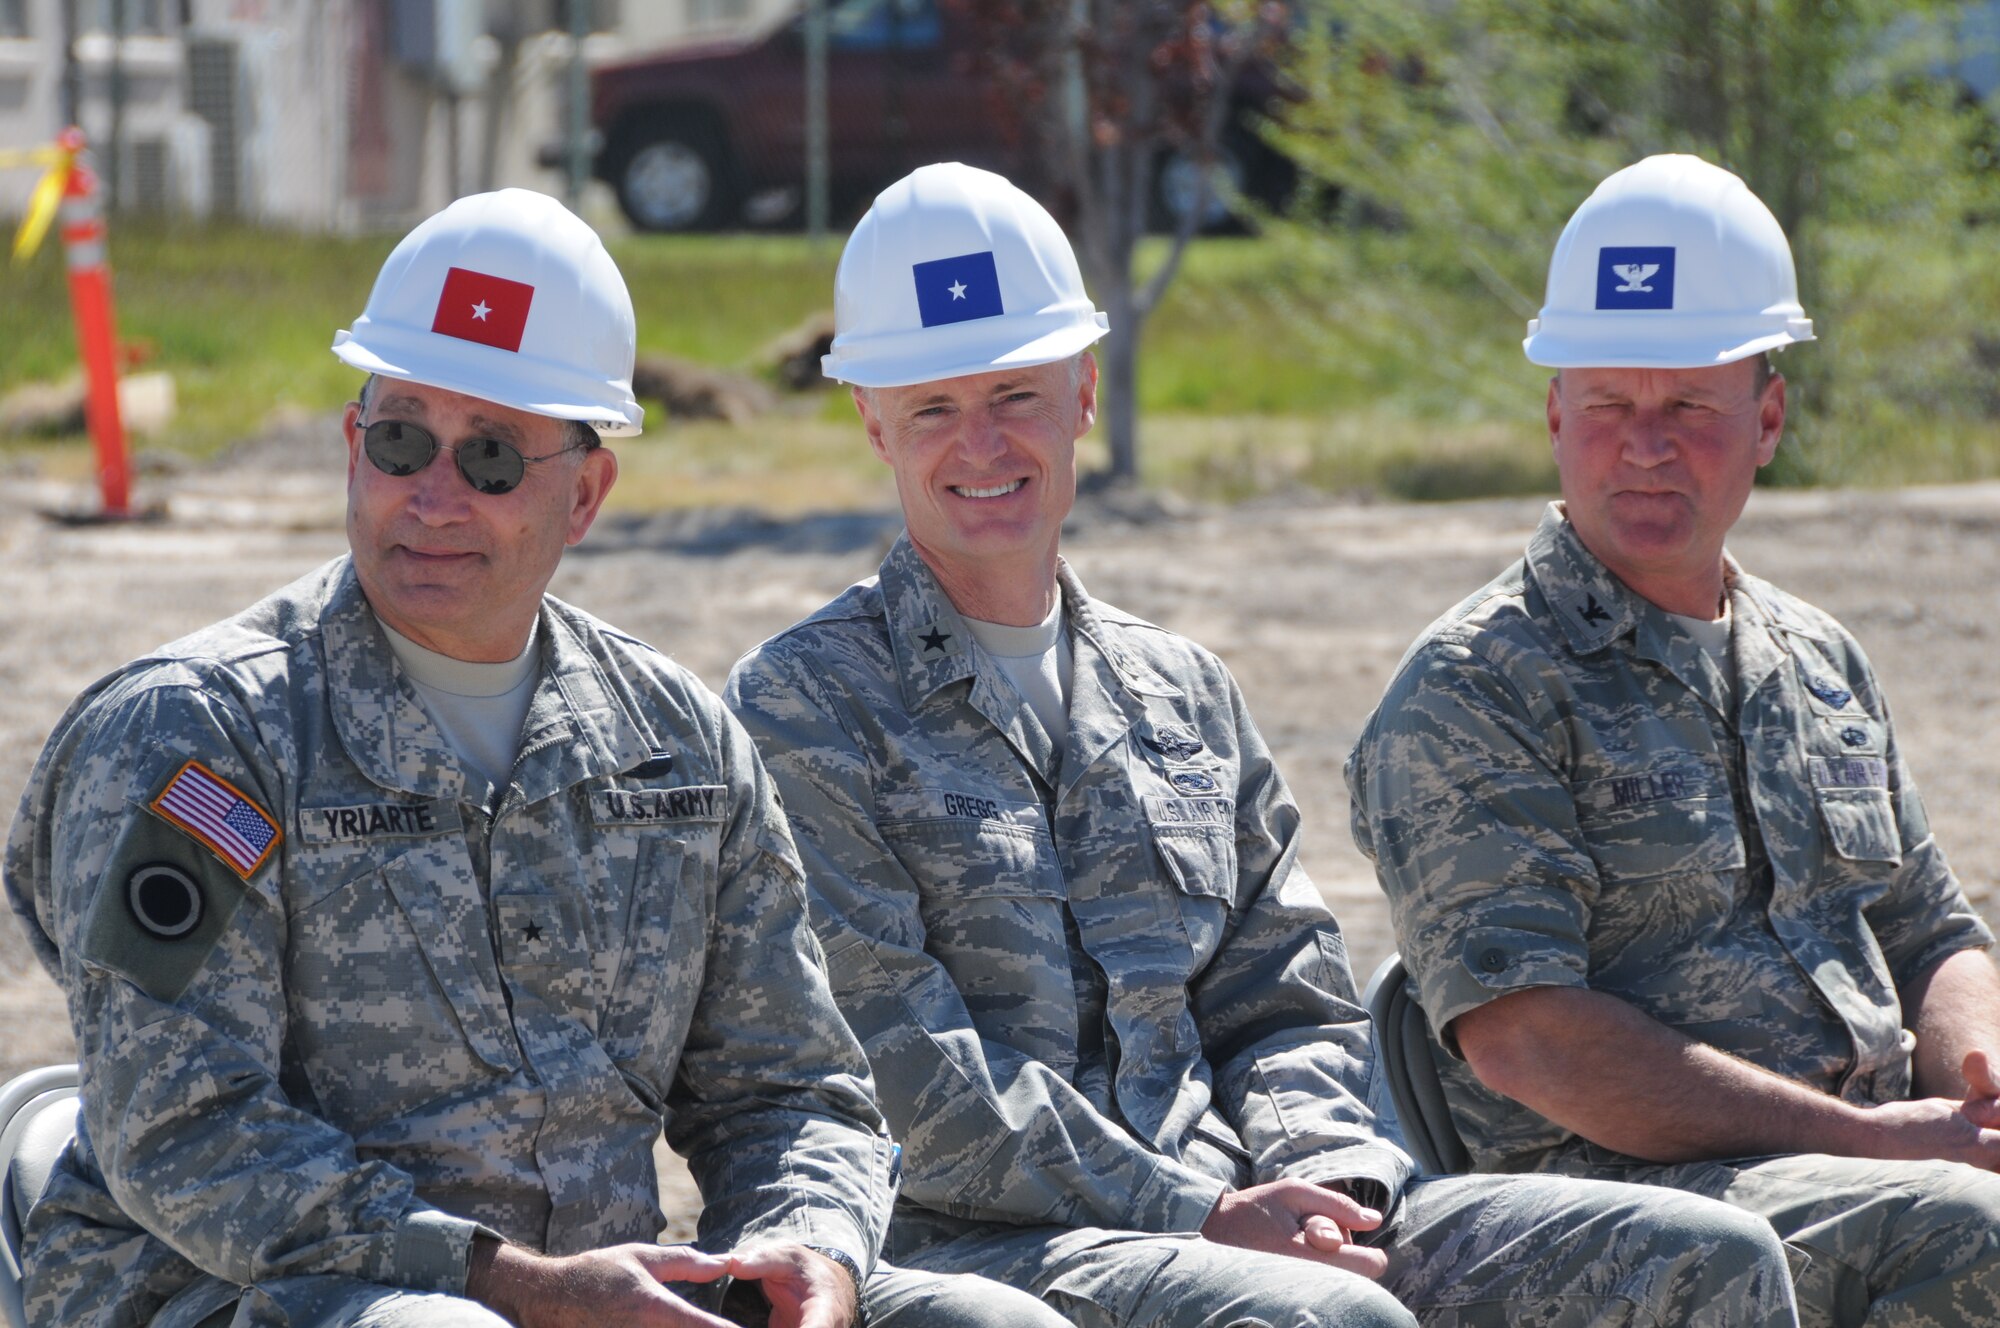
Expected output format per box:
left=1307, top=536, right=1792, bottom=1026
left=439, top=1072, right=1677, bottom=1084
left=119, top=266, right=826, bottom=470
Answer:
left=298, top=800, right=461, bottom=844
left=594, top=785, right=729, bottom=825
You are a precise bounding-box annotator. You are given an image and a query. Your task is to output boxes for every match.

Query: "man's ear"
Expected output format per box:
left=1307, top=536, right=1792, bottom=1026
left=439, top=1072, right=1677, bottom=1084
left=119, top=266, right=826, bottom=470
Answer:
left=343, top=401, right=364, bottom=484
left=1755, top=372, right=1787, bottom=468
left=854, top=386, right=893, bottom=465
left=1074, top=352, right=1099, bottom=439
left=565, top=446, right=619, bottom=546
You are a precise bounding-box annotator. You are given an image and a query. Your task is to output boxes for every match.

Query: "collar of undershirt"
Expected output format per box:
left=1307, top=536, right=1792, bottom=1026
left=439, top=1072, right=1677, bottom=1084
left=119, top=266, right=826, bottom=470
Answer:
left=963, top=597, right=1065, bottom=659
left=1667, top=600, right=1733, bottom=655
left=378, top=616, right=540, bottom=697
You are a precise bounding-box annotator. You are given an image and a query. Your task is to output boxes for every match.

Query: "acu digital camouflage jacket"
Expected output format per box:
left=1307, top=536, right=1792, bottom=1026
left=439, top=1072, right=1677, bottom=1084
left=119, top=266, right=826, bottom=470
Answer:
left=5, top=557, right=894, bottom=1328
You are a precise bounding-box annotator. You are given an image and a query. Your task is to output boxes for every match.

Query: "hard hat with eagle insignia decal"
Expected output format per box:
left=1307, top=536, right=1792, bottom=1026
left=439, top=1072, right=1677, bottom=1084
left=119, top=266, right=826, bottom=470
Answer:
left=1522, top=153, right=1815, bottom=369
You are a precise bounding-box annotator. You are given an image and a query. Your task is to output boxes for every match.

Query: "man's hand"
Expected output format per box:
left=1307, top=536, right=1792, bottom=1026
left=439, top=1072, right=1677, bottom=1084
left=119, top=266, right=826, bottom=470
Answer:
left=726, top=1242, right=860, bottom=1328
left=1848, top=1054, right=2000, bottom=1172
left=1200, top=1178, right=1389, bottom=1278
left=467, top=1237, right=736, bottom=1327
left=1959, top=1050, right=2000, bottom=1130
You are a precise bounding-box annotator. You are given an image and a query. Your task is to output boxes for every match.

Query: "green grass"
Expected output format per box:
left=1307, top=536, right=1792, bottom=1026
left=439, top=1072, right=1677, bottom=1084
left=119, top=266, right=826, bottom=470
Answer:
left=6, top=221, right=2000, bottom=508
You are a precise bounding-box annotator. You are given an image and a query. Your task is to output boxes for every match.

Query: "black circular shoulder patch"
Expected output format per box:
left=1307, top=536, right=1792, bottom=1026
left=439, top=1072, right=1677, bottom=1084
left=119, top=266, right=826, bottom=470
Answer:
left=127, top=863, right=204, bottom=939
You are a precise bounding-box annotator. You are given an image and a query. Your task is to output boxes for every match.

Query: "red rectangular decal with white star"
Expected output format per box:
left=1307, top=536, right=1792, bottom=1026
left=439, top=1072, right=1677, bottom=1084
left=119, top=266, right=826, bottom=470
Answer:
left=431, top=266, right=535, bottom=352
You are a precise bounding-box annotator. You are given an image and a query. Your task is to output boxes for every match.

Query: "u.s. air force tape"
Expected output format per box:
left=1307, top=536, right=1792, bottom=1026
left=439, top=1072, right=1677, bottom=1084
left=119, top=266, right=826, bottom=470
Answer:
left=127, top=862, right=203, bottom=939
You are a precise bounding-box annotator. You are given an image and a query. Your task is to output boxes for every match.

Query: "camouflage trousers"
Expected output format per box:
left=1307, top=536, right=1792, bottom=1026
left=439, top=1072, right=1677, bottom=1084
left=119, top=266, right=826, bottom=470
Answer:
left=885, top=1172, right=1799, bottom=1327
left=179, top=1261, right=1060, bottom=1328
left=1565, top=1152, right=2000, bottom=1328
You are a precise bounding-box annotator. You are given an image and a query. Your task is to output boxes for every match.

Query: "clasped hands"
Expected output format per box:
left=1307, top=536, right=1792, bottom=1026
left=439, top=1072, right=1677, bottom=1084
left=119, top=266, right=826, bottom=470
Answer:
left=469, top=1236, right=856, bottom=1328
left=1200, top=1176, right=1390, bottom=1279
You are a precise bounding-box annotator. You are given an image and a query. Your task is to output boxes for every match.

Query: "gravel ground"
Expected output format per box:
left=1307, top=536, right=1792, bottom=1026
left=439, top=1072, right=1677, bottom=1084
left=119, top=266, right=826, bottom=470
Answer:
left=4, top=443, right=1998, bottom=1235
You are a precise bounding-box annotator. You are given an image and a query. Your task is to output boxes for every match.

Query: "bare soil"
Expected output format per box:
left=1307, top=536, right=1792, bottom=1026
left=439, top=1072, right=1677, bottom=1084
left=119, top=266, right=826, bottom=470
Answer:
left=5, top=440, right=1999, bottom=1235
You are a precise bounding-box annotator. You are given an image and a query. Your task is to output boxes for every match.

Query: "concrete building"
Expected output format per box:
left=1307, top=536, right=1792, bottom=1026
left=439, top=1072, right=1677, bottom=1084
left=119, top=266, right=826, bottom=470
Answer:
left=0, top=0, right=788, bottom=230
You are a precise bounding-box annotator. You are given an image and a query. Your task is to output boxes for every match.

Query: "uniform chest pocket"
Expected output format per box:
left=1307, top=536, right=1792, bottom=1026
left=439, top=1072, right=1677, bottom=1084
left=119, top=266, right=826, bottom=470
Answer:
left=1814, top=786, right=1901, bottom=865
left=1574, top=761, right=1744, bottom=885
left=601, top=834, right=711, bottom=1094
left=286, top=847, right=518, bottom=1135
left=882, top=816, right=1071, bottom=1022
left=1151, top=823, right=1237, bottom=901
left=1150, top=816, right=1238, bottom=969
left=1145, top=795, right=1237, bottom=899
left=883, top=817, right=1064, bottom=910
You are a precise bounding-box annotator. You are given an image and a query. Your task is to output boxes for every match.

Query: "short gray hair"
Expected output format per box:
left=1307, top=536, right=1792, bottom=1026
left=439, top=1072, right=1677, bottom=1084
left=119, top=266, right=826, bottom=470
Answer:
left=356, top=374, right=599, bottom=452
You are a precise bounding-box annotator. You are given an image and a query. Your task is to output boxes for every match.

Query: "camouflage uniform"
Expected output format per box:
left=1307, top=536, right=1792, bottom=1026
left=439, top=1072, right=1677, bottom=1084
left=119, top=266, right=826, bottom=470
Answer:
left=1348, top=503, right=2000, bottom=1326
left=4, top=557, right=899, bottom=1328
left=724, top=533, right=1800, bottom=1328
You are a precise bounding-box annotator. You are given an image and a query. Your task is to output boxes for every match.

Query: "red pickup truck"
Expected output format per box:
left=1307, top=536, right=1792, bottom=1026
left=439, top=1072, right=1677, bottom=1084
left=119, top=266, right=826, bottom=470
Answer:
left=587, top=0, right=1296, bottom=232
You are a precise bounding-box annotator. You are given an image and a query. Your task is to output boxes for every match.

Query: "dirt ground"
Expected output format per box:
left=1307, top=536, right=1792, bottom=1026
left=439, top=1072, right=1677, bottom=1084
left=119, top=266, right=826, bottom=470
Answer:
left=5, top=436, right=2000, bottom=1234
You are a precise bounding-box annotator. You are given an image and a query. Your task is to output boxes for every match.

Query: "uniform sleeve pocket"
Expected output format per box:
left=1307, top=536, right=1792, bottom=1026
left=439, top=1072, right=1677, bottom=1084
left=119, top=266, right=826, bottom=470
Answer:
left=1815, top=787, right=1902, bottom=864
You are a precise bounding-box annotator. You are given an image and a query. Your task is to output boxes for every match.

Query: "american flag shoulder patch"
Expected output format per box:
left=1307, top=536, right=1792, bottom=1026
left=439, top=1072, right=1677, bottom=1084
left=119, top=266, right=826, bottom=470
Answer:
left=149, top=759, right=282, bottom=879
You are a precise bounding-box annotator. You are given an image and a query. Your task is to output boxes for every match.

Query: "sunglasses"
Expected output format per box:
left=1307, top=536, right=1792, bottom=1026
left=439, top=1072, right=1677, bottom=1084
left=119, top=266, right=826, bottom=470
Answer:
left=361, top=418, right=589, bottom=496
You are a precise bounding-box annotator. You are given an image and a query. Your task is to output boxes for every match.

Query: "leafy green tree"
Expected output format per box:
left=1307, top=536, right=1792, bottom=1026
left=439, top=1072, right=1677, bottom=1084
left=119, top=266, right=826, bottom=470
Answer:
left=951, top=0, right=1292, bottom=486
left=1272, top=0, right=2000, bottom=484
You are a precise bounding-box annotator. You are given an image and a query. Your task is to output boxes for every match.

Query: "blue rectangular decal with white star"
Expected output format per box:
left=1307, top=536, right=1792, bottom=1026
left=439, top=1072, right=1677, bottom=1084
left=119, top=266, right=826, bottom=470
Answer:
left=1595, top=246, right=1676, bottom=310
left=914, top=251, right=1005, bottom=327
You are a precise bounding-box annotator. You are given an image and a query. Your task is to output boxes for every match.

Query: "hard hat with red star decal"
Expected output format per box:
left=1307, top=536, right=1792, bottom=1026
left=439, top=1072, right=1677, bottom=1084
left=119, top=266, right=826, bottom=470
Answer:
left=332, top=188, right=643, bottom=435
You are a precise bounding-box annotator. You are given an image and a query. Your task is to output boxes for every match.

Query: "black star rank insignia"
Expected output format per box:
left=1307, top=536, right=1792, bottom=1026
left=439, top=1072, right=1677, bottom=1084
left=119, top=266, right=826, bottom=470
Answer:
left=523, top=922, right=544, bottom=943
left=918, top=627, right=952, bottom=654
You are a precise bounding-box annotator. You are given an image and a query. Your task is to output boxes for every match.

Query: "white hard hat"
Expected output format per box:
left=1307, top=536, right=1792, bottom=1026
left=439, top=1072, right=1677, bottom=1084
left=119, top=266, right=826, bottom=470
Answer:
left=822, top=162, right=1109, bottom=388
left=333, top=188, right=643, bottom=435
left=1523, top=153, right=1814, bottom=369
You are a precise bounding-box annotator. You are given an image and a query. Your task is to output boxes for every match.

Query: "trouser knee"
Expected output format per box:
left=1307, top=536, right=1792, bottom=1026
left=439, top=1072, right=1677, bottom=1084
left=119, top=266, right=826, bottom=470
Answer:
left=865, top=1264, right=1071, bottom=1328
left=1131, top=1254, right=1418, bottom=1328
left=1631, top=1196, right=1797, bottom=1328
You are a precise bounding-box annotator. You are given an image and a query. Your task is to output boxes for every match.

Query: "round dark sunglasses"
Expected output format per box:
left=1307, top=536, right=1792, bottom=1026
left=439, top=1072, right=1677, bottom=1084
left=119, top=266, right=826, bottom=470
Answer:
left=361, top=418, right=589, bottom=496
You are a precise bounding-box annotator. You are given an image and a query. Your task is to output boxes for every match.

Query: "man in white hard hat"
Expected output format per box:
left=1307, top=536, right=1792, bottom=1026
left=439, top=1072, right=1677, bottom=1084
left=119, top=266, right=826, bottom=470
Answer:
left=726, top=161, right=1802, bottom=1328
left=1348, top=152, right=2000, bottom=1324
left=4, top=188, right=1055, bottom=1328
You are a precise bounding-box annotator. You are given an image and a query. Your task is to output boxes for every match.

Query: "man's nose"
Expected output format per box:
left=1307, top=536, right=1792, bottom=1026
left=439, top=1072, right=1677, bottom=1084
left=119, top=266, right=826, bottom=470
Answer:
left=955, top=414, right=1008, bottom=465
left=1620, top=408, right=1679, bottom=467
left=405, top=447, right=476, bottom=520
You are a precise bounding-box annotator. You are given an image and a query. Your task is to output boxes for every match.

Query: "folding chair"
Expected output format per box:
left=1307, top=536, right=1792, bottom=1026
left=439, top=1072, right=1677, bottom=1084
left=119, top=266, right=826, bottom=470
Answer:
left=0, top=1064, right=80, bottom=1328
left=1362, top=955, right=1471, bottom=1176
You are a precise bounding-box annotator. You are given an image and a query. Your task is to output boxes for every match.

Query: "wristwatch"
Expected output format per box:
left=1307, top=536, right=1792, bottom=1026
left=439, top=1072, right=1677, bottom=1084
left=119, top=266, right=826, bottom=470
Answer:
left=800, top=1243, right=865, bottom=1301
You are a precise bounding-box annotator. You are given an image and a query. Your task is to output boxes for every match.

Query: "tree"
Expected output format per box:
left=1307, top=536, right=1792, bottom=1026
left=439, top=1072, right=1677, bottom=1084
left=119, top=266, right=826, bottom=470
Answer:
left=1270, top=0, right=2000, bottom=483
left=950, top=0, right=1293, bottom=486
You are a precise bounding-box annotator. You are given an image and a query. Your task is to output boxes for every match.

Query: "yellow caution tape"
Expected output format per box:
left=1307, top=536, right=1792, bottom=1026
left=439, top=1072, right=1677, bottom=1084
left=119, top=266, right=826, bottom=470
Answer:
left=10, top=151, right=72, bottom=264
